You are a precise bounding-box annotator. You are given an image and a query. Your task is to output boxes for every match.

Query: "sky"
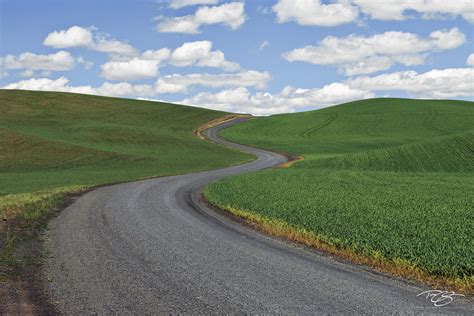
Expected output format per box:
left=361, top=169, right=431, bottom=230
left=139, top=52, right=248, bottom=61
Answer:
left=1, top=0, right=473, bottom=115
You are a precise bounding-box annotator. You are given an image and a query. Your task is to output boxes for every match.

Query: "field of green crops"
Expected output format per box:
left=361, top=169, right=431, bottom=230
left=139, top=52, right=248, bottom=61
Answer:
left=0, top=90, right=251, bottom=219
left=204, top=98, right=474, bottom=280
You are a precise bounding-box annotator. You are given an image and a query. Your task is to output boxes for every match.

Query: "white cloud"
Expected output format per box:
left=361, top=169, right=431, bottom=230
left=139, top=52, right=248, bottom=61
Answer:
left=353, top=0, right=474, bottom=23
left=194, top=1, right=245, bottom=29
left=156, top=16, right=200, bottom=34
left=141, top=48, right=172, bottom=61
left=181, top=83, right=374, bottom=115
left=1, top=70, right=269, bottom=99
left=43, top=25, right=93, bottom=48
left=1, top=76, right=156, bottom=98
left=181, top=66, right=474, bottom=114
left=100, top=58, right=161, bottom=81
left=42, top=28, right=239, bottom=81
left=169, top=0, right=219, bottom=9
left=283, top=28, right=466, bottom=76
left=156, top=2, right=245, bottom=34
left=96, top=82, right=155, bottom=97
left=2, top=77, right=89, bottom=94
left=43, top=26, right=138, bottom=56
left=179, top=67, right=474, bottom=114
left=182, top=87, right=256, bottom=112
left=429, top=28, right=467, bottom=50
left=466, top=53, right=474, bottom=67
left=170, top=41, right=239, bottom=71
left=2, top=51, right=76, bottom=71
left=347, top=67, right=474, bottom=98
left=273, top=0, right=359, bottom=27
left=155, top=70, right=271, bottom=93
left=4, top=65, right=473, bottom=115
left=271, top=1, right=474, bottom=26
left=154, top=80, right=189, bottom=94
left=92, top=37, right=138, bottom=56
left=99, top=41, right=239, bottom=81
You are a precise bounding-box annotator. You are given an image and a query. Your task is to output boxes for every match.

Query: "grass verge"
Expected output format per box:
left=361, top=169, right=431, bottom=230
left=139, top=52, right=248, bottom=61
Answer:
left=203, top=197, right=473, bottom=294
left=0, top=187, right=85, bottom=314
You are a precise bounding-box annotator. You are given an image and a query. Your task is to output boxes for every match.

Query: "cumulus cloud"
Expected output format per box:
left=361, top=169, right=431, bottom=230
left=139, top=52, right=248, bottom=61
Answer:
left=100, top=41, right=239, bottom=81
left=141, top=48, right=172, bottom=61
left=43, top=25, right=93, bottom=48
left=99, top=47, right=171, bottom=81
left=181, top=83, right=374, bottom=115
left=169, top=41, right=239, bottom=71
left=43, top=25, right=138, bottom=56
left=271, top=1, right=474, bottom=26
left=347, top=67, right=474, bottom=98
left=169, top=0, right=219, bottom=9
left=2, top=74, right=369, bottom=115
left=154, top=80, right=189, bottom=94
left=194, top=2, right=245, bottom=29
left=467, top=53, right=474, bottom=67
left=5, top=66, right=472, bottom=115
left=272, top=0, right=359, bottom=27
left=92, top=37, right=138, bottom=56
left=96, top=81, right=155, bottom=97
left=2, top=70, right=269, bottom=99
left=42, top=28, right=239, bottom=81
left=2, top=77, right=90, bottom=94
left=283, top=28, right=466, bottom=76
left=1, top=76, right=156, bottom=98
left=155, top=70, right=271, bottom=93
left=100, top=59, right=161, bottom=81
left=156, top=2, right=245, bottom=34
left=155, top=15, right=199, bottom=34
left=2, top=51, right=77, bottom=71
left=353, top=0, right=474, bottom=23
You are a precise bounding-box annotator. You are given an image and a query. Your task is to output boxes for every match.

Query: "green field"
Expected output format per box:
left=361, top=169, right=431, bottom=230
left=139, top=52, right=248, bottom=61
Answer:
left=0, top=90, right=251, bottom=220
left=204, top=98, right=474, bottom=284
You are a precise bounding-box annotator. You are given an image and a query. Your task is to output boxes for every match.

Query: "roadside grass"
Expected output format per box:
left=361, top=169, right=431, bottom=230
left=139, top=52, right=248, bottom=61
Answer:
left=204, top=98, right=474, bottom=293
left=0, top=186, right=83, bottom=271
left=0, top=90, right=251, bottom=279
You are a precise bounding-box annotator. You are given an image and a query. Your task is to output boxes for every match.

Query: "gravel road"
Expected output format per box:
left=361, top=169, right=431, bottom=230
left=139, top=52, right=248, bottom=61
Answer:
left=44, top=118, right=473, bottom=314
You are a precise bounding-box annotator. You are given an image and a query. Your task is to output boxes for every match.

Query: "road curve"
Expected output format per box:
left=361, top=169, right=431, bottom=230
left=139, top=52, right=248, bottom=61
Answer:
left=44, top=118, right=473, bottom=314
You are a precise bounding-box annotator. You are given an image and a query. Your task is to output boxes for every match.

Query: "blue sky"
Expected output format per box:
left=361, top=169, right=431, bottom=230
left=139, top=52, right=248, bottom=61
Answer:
left=1, top=0, right=473, bottom=115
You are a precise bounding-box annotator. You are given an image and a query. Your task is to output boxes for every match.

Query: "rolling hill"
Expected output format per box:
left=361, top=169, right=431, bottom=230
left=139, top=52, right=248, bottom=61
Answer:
left=204, top=98, right=474, bottom=288
left=0, top=90, right=251, bottom=220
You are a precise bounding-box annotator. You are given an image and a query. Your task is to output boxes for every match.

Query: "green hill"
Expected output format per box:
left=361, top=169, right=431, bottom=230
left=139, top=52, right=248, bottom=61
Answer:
left=313, top=131, right=473, bottom=172
left=205, top=98, right=474, bottom=286
left=220, top=98, right=474, bottom=161
left=0, top=90, right=251, bottom=219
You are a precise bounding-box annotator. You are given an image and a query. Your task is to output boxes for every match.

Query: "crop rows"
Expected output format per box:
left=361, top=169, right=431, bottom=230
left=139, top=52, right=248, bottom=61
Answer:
left=206, top=98, right=474, bottom=279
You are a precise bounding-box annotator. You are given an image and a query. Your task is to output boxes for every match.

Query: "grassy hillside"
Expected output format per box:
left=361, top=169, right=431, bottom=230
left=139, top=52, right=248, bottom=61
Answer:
left=0, top=90, right=251, bottom=220
left=204, top=98, right=474, bottom=290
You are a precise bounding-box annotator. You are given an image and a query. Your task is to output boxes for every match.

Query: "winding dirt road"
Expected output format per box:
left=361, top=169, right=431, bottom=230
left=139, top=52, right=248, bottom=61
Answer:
left=44, top=118, right=473, bottom=314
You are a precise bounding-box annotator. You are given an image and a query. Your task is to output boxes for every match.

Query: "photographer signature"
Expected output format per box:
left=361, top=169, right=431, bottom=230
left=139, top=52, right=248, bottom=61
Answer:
left=417, top=290, right=465, bottom=307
